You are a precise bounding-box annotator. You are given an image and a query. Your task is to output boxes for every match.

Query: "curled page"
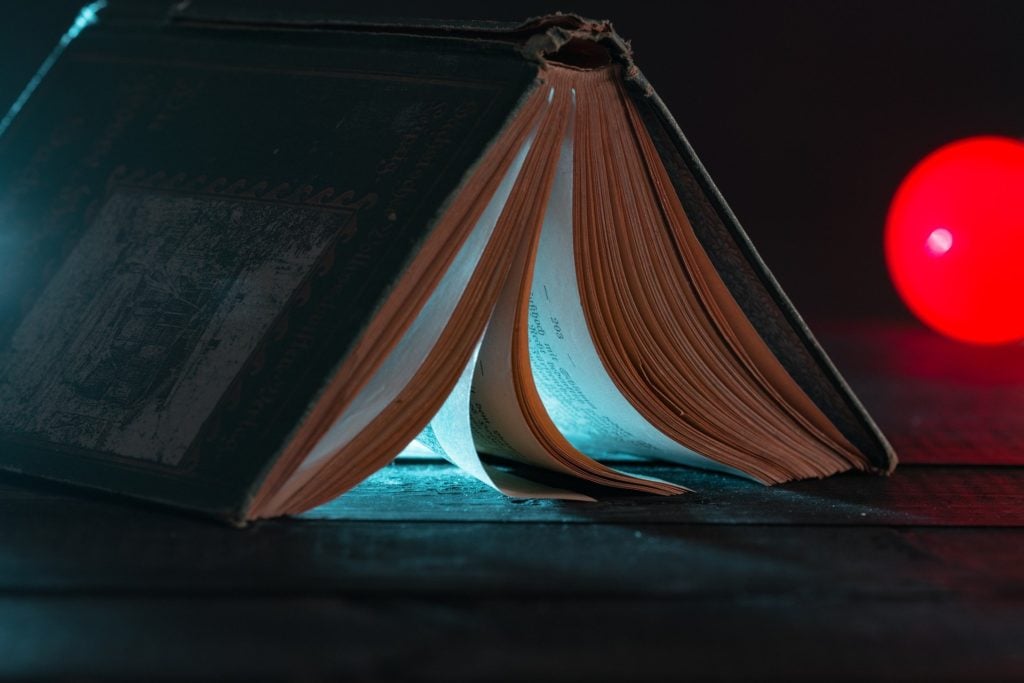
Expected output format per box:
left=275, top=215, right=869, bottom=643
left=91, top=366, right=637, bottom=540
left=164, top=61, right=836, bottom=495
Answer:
left=463, top=81, right=686, bottom=495
left=404, top=345, right=595, bottom=501
left=525, top=102, right=746, bottom=478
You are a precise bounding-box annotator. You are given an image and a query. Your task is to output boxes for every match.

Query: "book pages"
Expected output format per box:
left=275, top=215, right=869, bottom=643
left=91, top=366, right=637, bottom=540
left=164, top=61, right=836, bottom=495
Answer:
left=525, top=99, right=744, bottom=477
left=264, top=115, right=542, bottom=507
left=404, top=345, right=595, bottom=501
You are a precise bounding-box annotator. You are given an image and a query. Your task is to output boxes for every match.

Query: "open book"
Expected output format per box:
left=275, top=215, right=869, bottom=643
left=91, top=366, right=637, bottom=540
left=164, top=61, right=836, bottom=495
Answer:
left=0, top=7, right=895, bottom=523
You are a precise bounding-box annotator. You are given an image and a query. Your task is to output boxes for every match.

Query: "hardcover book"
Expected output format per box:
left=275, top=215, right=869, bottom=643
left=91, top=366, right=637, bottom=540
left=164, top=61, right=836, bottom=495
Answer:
left=0, top=2, right=896, bottom=523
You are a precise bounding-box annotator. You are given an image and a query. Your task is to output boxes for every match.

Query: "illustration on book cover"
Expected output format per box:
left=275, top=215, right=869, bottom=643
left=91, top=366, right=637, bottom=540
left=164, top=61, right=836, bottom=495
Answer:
left=0, top=184, right=353, bottom=466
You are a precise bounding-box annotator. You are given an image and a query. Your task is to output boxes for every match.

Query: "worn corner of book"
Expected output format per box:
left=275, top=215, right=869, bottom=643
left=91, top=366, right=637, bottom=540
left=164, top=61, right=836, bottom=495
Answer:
left=867, top=448, right=899, bottom=477
left=218, top=497, right=253, bottom=527
left=227, top=514, right=251, bottom=529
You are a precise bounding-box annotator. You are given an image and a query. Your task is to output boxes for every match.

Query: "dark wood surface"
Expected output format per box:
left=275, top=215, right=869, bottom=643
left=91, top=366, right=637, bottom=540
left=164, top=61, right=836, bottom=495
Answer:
left=2, top=323, right=1023, bottom=681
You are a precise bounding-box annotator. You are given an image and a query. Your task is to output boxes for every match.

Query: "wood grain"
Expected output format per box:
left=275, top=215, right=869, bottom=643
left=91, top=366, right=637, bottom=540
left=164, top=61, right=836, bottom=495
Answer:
left=817, top=323, right=1024, bottom=465
left=0, top=597, right=1021, bottom=681
left=4, top=463, right=1024, bottom=527
left=0, top=467, right=1021, bottom=603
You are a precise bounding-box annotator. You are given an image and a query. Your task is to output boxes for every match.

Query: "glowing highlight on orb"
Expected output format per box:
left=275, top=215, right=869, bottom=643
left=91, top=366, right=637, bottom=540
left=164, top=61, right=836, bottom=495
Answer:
left=925, top=228, right=953, bottom=256
left=0, top=1, right=107, bottom=139
left=886, top=136, right=1024, bottom=345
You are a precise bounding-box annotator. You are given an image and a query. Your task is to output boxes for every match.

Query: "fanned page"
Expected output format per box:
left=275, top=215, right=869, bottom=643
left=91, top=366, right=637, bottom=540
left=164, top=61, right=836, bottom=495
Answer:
left=253, top=61, right=874, bottom=517
left=567, top=65, right=868, bottom=483
left=251, top=73, right=670, bottom=518
left=247, top=79, right=556, bottom=517
left=402, top=62, right=873, bottom=500
left=396, top=79, right=690, bottom=498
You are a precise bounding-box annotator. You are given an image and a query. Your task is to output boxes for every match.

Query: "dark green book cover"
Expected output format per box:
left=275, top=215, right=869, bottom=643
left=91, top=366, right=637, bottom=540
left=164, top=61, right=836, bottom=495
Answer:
left=0, top=3, right=893, bottom=522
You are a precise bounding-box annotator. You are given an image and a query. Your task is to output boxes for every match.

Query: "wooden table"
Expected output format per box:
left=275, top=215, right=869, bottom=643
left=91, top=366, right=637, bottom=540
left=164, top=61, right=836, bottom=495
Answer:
left=1, top=323, right=1021, bottom=681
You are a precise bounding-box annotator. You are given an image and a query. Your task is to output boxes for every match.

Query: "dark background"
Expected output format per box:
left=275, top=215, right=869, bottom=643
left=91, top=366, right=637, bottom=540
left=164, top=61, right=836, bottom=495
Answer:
left=3, top=0, right=1023, bottom=322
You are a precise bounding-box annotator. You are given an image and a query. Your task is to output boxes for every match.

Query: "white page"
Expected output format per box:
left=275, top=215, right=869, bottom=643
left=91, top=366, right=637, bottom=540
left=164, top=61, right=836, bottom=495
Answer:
left=403, top=343, right=594, bottom=500
left=279, top=106, right=542, bottom=491
left=526, top=90, right=746, bottom=477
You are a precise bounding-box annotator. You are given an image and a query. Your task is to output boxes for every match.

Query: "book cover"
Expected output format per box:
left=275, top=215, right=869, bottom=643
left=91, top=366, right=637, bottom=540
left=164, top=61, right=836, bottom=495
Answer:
left=0, top=3, right=894, bottom=521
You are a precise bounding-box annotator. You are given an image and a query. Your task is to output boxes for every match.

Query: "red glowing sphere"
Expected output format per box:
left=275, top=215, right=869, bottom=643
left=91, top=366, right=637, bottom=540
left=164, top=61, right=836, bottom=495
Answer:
left=885, top=136, right=1024, bottom=345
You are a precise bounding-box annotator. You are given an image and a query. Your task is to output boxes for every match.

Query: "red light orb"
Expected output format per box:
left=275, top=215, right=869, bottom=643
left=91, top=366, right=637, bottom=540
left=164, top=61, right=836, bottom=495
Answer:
left=885, top=136, right=1024, bottom=345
